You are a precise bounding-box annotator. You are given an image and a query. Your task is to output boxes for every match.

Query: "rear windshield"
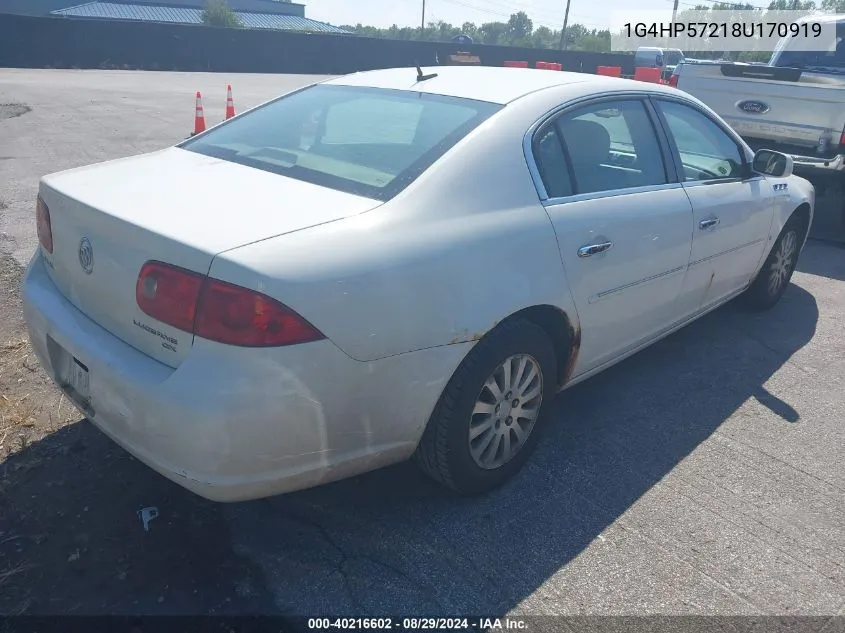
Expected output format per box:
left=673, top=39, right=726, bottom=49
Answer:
left=771, top=20, right=845, bottom=71
left=179, top=84, right=502, bottom=201
left=665, top=50, right=684, bottom=66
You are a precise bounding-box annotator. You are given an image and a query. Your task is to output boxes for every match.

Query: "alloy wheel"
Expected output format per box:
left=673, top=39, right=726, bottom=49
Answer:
left=768, top=229, right=798, bottom=297
left=468, top=354, right=544, bottom=470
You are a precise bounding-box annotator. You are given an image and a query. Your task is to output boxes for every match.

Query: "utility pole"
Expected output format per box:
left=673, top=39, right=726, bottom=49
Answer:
left=672, top=0, right=679, bottom=23
left=559, top=0, right=571, bottom=50
left=421, top=0, right=426, bottom=31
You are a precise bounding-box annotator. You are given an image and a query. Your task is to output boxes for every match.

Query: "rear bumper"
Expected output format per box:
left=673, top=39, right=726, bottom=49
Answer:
left=21, top=251, right=467, bottom=502
left=791, top=153, right=845, bottom=174
left=744, top=139, right=845, bottom=179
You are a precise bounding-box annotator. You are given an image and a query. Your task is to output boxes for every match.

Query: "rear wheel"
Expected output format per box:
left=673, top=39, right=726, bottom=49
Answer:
left=744, top=215, right=804, bottom=311
left=415, top=320, right=558, bottom=495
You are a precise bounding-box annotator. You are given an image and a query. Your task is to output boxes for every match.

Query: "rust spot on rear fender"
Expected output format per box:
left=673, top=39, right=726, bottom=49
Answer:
left=449, top=328, right=486, bottom=345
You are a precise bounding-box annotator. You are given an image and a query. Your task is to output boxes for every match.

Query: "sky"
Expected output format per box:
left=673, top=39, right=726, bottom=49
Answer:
left=304, top=0, right=683, bottom=32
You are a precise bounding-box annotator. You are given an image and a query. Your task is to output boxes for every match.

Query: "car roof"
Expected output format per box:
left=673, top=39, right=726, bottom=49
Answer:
left=323, top=66, right=676, bottom=106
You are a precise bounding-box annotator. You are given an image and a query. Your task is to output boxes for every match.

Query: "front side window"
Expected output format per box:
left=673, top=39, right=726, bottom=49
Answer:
left=655, top=100, right=745, bottom=181
left=180, top=85, right=502, bottom=201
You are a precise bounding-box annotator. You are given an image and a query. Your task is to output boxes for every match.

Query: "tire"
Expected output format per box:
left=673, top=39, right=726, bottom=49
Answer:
left=743, top=214, right=805, bottom=311
left=414, top=319, right=558, bottom=495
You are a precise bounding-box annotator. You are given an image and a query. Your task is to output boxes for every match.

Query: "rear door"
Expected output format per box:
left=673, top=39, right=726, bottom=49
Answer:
left=650, top=97, right=775, bottom=317
left=530, top=96, right=694, bottom=375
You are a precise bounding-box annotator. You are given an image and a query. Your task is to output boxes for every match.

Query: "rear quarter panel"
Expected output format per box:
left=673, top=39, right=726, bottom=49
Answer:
left=207, top=95, right=581, bottom=363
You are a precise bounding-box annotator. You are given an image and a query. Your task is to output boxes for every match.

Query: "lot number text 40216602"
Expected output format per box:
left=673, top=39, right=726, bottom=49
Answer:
left=307, top=618, right=529, bottom=630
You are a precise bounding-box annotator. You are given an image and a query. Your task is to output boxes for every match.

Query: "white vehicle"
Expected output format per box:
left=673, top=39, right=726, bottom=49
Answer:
left=635, top=46, right=685, bottom=80
left=670, top=14, right=845, bottom=189
left=22, top=66, right=814, bottom=502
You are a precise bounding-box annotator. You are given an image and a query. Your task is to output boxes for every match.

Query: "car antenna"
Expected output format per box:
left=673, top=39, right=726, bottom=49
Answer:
left=416, top=63, right=438, bottom=82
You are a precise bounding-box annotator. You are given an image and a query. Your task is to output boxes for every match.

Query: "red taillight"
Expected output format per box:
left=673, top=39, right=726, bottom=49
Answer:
left=668, top=74, right=679, bottom=87
left=195, top=278, right=325, bottom=347
left=840, top=125, right=845, bottom=147
left=136, top=261, right=325, bottom=348
left=36, top=195, right=53, bottom=254
left=136, top=261, right=204, bottom=332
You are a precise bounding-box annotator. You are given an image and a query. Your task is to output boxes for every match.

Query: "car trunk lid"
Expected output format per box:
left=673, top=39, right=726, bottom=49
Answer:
left=38, top=147, right=381, bottom=368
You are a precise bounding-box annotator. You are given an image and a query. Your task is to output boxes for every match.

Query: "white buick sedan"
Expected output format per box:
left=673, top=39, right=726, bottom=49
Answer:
left=23, top=66, right=813, bottom=502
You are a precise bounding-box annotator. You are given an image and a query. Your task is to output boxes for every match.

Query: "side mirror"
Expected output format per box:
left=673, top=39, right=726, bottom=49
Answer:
left=752, top=149, right=793, bottom=177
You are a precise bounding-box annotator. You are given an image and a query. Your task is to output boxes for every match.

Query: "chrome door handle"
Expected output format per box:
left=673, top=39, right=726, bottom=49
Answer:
left=578, top=241, right=613, bottom=258
left=699, top=217, right=720, bottom=230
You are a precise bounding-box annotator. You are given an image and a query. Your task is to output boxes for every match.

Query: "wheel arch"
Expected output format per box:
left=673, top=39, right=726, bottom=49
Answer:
left=490, top=304, right=581, bottom=391
left=791, top=202, right=812, bottom=248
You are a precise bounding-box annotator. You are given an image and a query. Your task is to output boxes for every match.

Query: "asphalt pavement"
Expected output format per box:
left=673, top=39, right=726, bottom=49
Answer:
left=0, top=69, right=843, bottom=626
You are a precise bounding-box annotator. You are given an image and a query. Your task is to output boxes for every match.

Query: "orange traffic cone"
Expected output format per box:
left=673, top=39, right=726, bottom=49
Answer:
left=193, top=91, right=206, bottom=136
left=225, top=84, right=236, bottom=120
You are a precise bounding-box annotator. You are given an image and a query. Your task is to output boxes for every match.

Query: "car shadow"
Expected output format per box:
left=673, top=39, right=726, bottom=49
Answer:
left=798, top=238, right=845, bottom=282
left=807, top=189, right=845, bottom=249
left=0, top=283, right=820, bottom=621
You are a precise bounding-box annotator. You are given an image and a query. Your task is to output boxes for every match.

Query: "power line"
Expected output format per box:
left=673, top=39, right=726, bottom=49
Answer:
left=473, top=0, right=607, bottom=25
left=434, top=0, right=563, bottom=29
left=403, top=0, right=610, bottom=34
left=437, top=0, right=607, bottom=29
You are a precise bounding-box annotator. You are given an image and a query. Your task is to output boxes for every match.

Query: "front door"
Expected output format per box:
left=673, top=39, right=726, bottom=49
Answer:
left=530, top=97, right=695, bottom=375
left=651, top=98, right=776, bottom=317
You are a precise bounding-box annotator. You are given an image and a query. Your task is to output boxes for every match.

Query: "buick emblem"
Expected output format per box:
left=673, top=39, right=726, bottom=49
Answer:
left=737, top=100, right=770, bottom=115
left=78, top=237, right=94, bottom=274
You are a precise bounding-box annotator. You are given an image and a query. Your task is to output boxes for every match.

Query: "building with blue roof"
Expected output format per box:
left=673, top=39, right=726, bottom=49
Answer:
left=0, top=0, right=351, bottom=34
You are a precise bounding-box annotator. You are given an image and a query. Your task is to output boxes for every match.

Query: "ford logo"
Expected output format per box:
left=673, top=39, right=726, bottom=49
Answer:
left=737, top=100, right=770, bottom=114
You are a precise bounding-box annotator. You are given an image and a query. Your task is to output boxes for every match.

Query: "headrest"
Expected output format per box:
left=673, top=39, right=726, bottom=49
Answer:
left=559, top=119, right=611, bottom=166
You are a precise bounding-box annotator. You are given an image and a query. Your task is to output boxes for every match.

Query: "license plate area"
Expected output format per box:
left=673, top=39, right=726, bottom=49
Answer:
left=46, top=335, right=95, bottom=418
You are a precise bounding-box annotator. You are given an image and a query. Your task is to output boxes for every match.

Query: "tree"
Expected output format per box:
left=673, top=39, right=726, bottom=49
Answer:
left=340, top=12, right=616, bottom=52
left=820, top=0, right=845, bottom=10
left=461, top=22, right=479, bottom=38
left=201, top=0, right=243, bottom=28
left=768, top=0, right=816, bottom=9
left=506, top=11, right=533, bottom=43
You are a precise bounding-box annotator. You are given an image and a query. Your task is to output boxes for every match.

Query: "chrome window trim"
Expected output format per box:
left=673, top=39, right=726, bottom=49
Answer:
left=522, top=88, right=764, bottom=204
left=543, top=182, right=684, bottom=207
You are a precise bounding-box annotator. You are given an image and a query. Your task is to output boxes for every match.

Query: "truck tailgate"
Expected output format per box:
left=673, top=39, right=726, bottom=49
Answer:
left=677, top=63, right=845, bottom=151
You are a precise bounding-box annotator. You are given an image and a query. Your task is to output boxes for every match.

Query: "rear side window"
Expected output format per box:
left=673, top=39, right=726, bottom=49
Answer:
left=533, top=125, right=574, bottom=198
left=534, top=100, right=668, bottom=197
left=180, top=85, right=502, bottom=201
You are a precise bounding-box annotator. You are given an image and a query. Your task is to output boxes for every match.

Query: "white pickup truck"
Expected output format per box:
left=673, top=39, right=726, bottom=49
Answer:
left=671, top=14, right=845, bottom=196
